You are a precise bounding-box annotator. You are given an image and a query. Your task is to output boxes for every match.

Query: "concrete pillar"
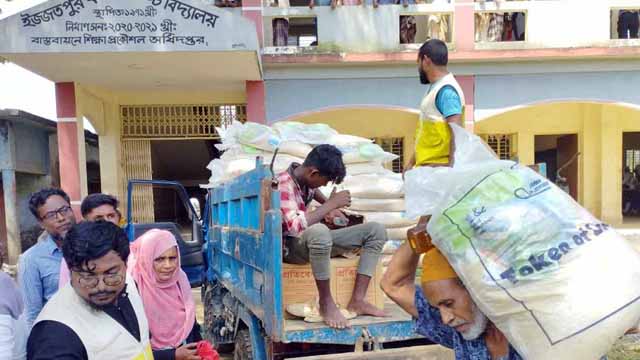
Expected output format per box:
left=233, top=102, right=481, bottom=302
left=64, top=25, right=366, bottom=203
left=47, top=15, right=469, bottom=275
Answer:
left=601, top=110, right=622, bottom=225
left=2, top=170, right=19, bottom=264
left=454, top=0, right=475, bottom=53
left=242, top=0, right=264, bottom=47
left=455, top=75, right=475, bottom=132
left=517, top=132, right=535, bottom=166
left=98, top=101, right=123, bottom=198
left=55, top=82, right=83, bottom=217
left=246, top=81, right=267, bottom=124
left=0, top=121, right=19, bottom=264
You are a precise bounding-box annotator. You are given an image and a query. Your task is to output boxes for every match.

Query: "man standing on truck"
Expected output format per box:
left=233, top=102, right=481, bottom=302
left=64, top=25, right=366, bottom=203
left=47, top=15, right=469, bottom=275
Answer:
left=381, top=243, right=523, bottom=360
left=278, top=144, right=388, bottom=329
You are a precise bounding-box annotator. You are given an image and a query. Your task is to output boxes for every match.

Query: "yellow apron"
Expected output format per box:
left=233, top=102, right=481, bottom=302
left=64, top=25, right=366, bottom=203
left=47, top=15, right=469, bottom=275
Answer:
left=415, top=120, right=451, bottom=166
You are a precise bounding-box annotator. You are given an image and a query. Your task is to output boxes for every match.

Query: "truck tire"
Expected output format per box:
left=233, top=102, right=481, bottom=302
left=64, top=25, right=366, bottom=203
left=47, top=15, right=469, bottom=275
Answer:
left=233, top=329, right=253, bottom=360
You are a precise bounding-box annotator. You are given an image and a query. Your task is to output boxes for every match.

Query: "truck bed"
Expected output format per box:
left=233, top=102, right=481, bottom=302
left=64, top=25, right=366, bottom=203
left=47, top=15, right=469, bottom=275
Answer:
left=283, top=302, right=420, bottom=344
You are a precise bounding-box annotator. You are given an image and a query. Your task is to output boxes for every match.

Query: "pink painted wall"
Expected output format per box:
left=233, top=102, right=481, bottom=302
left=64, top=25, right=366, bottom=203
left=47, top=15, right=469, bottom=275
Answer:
left=454, top=0, right=475, bottom=53
left=246, top=80, right=266, bottom=124
left=55, top=82, right=81, bottom=216
left=455, top=75, right=475, bottom=130
left=242, top=2, right=263, bottom=48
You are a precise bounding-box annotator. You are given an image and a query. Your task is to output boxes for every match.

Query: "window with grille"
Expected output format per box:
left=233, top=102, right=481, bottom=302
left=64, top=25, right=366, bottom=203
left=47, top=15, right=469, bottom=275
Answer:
left=481, top=134, right=516, bottom=160
left=372, top=137, right=404, bottom=173
left=121, top=104, right=246, bottom=139
left=625, top=150, right=640, bottom=170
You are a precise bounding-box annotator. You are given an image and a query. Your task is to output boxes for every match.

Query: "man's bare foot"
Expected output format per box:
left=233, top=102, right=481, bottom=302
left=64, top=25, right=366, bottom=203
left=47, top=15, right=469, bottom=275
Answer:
left=320, top=301, right=349, bottom=329
left=347, top=299, right=386, bottom=317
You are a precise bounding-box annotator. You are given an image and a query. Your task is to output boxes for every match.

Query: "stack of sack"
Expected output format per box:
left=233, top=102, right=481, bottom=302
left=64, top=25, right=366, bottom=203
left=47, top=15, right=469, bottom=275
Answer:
left=205, top=122, right=418, bottom=264
left=405, top=124, right=640, bottom=359
left=206, top=121, right=319, bottom=186
left=321, top=171, right=415, bottom=268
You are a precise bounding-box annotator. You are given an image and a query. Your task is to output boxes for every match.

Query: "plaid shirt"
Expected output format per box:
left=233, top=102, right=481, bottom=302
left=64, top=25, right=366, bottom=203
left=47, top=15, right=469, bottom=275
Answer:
left=278, top=164, right=315, bottom=237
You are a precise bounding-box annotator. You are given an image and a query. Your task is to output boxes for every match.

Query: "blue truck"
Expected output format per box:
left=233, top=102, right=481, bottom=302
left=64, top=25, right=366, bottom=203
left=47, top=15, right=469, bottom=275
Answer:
left=126, top=159, right=427, bottom=359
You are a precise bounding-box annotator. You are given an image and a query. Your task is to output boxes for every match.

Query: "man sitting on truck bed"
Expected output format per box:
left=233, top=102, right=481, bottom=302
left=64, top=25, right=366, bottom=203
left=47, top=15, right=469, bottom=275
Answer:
left=278, top=144, right=388, bottom=329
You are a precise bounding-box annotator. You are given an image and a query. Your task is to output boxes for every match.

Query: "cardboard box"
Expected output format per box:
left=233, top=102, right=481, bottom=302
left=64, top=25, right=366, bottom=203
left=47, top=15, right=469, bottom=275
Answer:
left=282, top=257, right=384, bottom=318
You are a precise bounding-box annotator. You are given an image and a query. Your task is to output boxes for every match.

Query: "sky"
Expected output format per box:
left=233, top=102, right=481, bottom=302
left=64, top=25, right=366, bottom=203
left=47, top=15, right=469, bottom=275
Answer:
left=0, top=0, right=57, bottom=121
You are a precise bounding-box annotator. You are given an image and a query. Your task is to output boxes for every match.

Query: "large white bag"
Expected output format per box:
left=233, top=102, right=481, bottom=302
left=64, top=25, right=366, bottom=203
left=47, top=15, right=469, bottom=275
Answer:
left=386, top=226, right=411, bottom=240
left=337, top=173, right=404, bottom=199
left=405, top=125, right=640, bottom=360
left=207, top=154, right=302, bottom=186
left=216, top=121, right=281, bottom=152
left=349, top=198, right=405, bottom=212
left=346, top=162, right=389, bottom=176
left=341, top=143, right=398, bottom=164
left=359, top=211, right=417, bottom=229
left=273, top=121, right=338, bottom=144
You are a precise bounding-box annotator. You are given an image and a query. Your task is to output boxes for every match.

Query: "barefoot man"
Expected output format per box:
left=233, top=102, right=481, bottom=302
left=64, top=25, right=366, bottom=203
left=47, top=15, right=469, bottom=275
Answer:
left=278, top=144, right=388, bottom=329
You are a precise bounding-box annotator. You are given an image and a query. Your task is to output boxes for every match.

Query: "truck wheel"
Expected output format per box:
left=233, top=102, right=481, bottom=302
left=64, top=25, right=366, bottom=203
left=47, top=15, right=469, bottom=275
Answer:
left=203, top=284, right=234, bottom=353
left=233, top=329, right=253, bottom=360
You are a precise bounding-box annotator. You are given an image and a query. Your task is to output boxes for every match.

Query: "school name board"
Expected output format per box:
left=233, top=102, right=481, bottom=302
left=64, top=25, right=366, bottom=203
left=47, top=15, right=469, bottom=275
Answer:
left=0, top=0, right=255, bottom=53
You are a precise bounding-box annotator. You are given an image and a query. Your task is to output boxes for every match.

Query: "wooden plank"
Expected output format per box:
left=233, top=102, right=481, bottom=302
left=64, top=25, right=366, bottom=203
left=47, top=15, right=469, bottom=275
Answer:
left=286, top=345, right=454, bottom=360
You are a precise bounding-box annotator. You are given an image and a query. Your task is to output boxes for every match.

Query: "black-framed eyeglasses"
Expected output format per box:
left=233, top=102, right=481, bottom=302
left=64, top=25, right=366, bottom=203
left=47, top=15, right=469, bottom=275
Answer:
left=75, top=271, right=125, bottom=289
left=41, top=205, right=73, bottom=221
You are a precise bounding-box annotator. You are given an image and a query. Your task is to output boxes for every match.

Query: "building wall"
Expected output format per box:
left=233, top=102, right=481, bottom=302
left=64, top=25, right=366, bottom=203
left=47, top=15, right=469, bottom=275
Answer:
left=74, top=84, right=247, bottom=201
left=265, top=77, right=426, bottom=122
left=474, top=71, right=640, bottom=120
left=13, top=123, right=50, bottom=175
left=475, top=101, right=640, bottom=226
left=262, top=0, right=622, bottom=53
left=15, top=173, right=53, bottom=249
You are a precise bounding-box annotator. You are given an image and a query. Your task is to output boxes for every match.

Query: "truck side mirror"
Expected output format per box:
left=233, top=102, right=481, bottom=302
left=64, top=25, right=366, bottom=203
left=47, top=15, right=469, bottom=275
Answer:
left=190, top=197, right=201, bottom=219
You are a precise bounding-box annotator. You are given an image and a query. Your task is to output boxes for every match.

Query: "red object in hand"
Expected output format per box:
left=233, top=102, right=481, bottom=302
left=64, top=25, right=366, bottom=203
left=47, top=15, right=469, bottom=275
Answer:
left=196, top=340, right=219, bottom=360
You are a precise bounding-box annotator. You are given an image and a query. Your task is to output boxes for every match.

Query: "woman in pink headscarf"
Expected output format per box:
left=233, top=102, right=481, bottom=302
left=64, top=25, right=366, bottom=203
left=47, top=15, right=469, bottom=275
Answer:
left=129, top=229, right=202, bottom=360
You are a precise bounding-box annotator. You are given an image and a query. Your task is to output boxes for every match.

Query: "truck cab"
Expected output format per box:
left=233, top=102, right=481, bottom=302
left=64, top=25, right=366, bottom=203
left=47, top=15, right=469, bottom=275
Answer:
left=124, top=179, right=206, bottom=287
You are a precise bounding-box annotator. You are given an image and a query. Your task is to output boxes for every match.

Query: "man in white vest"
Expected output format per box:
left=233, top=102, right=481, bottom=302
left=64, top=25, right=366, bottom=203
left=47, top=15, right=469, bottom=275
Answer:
left=26, top=221, right=153, bottom=360
left=405, top=38, right=466, bottom=253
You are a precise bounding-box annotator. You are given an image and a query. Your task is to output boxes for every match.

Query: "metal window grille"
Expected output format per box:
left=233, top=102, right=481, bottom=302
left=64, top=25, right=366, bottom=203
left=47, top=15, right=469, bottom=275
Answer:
left=372, top=137, right=405, bottom=173
left=120, top=139, right=155, bottom=223
left=121, top=104, right=246, bottom=139
left=482, top=134, right=515, bottom=160
left=625, top=150, right=640, bottom=171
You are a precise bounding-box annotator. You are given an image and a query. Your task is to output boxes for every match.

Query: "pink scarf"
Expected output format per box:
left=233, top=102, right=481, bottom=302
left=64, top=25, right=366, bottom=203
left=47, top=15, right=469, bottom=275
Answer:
left=128, top=229, right=196, bottom=350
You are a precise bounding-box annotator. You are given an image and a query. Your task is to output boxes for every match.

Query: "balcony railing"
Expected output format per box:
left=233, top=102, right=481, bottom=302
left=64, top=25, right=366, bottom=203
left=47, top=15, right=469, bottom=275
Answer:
left=261, top=0, right=640, bottom=55
left=262, top=2, right=454, bottom=53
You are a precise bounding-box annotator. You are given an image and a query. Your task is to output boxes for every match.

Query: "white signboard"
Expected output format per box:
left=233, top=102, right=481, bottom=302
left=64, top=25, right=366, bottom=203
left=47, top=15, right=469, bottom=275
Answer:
left=0, top=0, right=258, bottom=53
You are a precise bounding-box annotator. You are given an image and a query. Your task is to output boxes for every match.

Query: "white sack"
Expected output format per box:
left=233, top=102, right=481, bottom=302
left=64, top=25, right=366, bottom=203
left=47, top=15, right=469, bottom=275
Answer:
left=346, top=162, right=389, bottom=176
left=405, top=124, right=640, bottom=360
left=386, top=226, right=412, bottom=241
left=341, top=143, right=398, bottom=165
left=359, top=211, right=417, bottom=229
left=341, top=173, right=405, bottom=199
left=273, top=121, right=338, bottom=144
left=349, top=198, right=405, bottom=212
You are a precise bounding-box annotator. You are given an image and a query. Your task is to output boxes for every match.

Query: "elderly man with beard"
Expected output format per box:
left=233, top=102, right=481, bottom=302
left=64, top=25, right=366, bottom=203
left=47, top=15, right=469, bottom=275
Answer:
left=26, top=221, right=153, bottom=360
left=381, top=242, right=523, bottom=360
left=18, top=188, right=77, bottom=329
